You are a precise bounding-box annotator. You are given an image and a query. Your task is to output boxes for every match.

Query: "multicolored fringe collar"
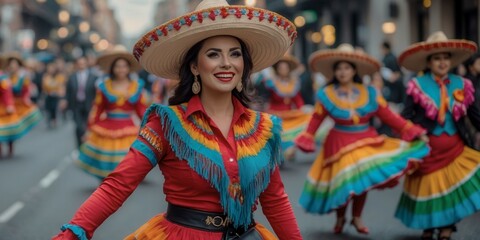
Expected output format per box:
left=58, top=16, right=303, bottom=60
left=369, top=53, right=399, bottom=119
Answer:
left=141, top=102, right=283, bottom=229
left=317, top=84, right=379, bottom=120
left=265, top=77, right=301, bottom=98
left=9, top=73, right=26, bottom=94
left=406, top=73, right=474, bottom=122
left=98, top=78, right=144, bottom=104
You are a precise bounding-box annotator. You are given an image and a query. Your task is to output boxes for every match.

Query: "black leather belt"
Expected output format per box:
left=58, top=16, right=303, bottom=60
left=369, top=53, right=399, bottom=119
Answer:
left=166, top=204, right=232, bottom=232
left=165, top=204, right=255, bottom=234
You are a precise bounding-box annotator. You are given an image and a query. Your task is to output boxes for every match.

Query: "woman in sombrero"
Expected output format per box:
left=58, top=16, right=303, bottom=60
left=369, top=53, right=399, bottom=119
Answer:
left=52, top=0, right=301, bottom=239
left=295, top=43, right=430, bottom=235
left=258, top=55, right=322, bottom=161
left=394, top=31, right=480, bottom=240
left=3, top=53, right=42, bottom=157
left=75, top=49, right=149, bottom=179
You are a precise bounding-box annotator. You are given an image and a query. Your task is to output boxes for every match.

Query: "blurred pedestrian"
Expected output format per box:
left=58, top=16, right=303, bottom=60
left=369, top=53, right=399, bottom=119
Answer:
left=61, top=56, right=97, bottom=148
left=4, top=53, right=42, bottom=157
left=258, top=55, right=316, bottom=162
left=295, top=43, right=429, bottom=235
left=395, top=31, right=480, bottom=240
left=42, top=61, right=66, bottom=129
left=52, top=0, right=302, bottom=239
left=75, top=50, right=149, bottom=179
left=378, top=41, right=406, bottom=137
left=464, top=52, right=480, bottom=150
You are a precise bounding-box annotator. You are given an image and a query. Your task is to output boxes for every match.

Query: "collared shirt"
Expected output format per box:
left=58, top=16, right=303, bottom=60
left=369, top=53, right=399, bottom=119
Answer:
left=65, top=95, right=302, bottom=240
left=76, top=70, right=88, bottom=101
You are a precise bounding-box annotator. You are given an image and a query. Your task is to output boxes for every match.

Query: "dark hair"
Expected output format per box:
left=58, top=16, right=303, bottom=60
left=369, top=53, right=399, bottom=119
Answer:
left=423, top=52, right=452, bottom=73
left=426, top=52, right=452, bottom=62
left=464, top=52, right=480, bottom=67
left=109, top=57, right=132, bottom=80
left=7, top=57, right=23, bottom=67
left=328, top=61, right=363, bottom=85
left=272, top=60, right=290, bottom=76
left=382, top=41, right=391, bottom=50
left=169, top=36, right=254, bottom=106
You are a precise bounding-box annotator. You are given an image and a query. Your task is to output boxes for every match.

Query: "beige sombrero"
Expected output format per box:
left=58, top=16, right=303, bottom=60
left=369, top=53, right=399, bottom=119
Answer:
left=308, top=43, right=380, bottom=80
left=4, top=52, right=24, bottom=66
left=97, top=47, right=141, bottom=73
left=275, top=54, right=300, bottom=71
left=398, top=31, right=477, bottom=72
left=133, top=0, right=297, bottom=79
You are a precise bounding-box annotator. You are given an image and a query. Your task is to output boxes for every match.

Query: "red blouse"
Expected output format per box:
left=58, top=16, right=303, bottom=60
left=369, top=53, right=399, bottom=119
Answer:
left=54, top=96, right=302, bottom=240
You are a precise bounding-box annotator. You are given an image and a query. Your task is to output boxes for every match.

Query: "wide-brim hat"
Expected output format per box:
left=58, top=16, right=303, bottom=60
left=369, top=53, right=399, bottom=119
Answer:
left=4, top=52, right=24, bottom=66
left=133, top=0, right=297, bottom=79
left=275, top=54, right=300, bottom=71
left=308, top=43, right=380, bottom=80
left=97, top=48, right=141, bottom=73
left=398, top=31, right=477, bottom=72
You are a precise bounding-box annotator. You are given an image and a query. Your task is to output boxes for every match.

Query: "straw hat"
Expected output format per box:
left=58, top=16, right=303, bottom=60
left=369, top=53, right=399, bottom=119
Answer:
left=4, top=52, right=24, bottom=66
left=308, top=43, right=380, bottom=80
left=97, top=46, right=141, bottom=73
left=275, top=54, right=300, bottom=71
left=398, top=31, right=477, bottom=72
left=133, top=0, right=297, bottom=79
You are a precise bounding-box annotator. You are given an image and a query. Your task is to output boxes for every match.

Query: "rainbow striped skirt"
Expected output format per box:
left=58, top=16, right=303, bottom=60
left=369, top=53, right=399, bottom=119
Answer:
left=299, top=138, right=429, bottom=214
left=395, top=146, right=480, bottom=229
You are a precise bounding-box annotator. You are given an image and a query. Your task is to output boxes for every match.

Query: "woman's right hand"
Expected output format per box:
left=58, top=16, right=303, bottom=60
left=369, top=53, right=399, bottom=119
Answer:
left=418, top=134, right=429, bottom=143
left=6, top=105, right=15, bottom=114
left=294, top=133, right=316, bottom=153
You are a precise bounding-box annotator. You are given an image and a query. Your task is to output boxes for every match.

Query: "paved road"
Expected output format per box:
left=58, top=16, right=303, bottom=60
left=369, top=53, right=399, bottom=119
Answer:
left=0, top=119, right=479, bottom=239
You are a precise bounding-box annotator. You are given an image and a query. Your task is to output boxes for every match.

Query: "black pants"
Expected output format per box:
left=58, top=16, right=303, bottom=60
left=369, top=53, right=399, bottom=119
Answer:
left=45, top=95, right=59, bottom=122
left=73, top=102, right=89, bottom=148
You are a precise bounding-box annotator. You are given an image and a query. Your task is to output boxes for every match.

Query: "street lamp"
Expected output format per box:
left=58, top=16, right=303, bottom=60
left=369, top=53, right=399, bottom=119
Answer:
left=311, top=32, right=322, bottom=43
left=58, top=10, right=70, bottom=25
left=245, top=0, right=256, bottom=6
left=382, top=21, right=396, bottom=34
left=321, top=25, right=336, bottom=46
left=57, top=27, right=69, bottom=38
left=284, top=0, right=297, bottom=7
left=423, top=0, right=431, bottom=8
left=89, top=33, right=100, bottom=44
left=95, top=39, right=109, bottom=51
left=294, top=16, right=306, bottom=27
left=79, top=21, right=90, bottom=33
left=37, top=39, right=49, bottom=50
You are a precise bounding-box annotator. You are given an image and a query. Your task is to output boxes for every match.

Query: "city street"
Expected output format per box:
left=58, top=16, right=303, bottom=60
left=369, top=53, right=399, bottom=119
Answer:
left=0, top=119, right=479, bottom=240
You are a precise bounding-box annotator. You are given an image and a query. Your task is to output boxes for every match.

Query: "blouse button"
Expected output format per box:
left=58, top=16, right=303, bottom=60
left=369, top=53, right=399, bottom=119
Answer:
left=229, top=158, right=234, bottom=162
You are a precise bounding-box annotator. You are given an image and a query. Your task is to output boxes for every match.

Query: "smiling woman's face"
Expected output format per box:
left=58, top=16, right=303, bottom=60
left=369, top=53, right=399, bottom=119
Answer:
left=190, top=35, right=244, bottom=95
left=427, top=52, right=452, bottom=77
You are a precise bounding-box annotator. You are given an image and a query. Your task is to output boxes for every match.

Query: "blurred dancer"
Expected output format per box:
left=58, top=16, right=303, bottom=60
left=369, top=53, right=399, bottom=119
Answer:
left=4, top=53, right=42, bottom=157
left=296, top=44, right=429, bottom=235
left=395, top=31, right=480, bottom=240
left=75, top=50, right=148, bottom=179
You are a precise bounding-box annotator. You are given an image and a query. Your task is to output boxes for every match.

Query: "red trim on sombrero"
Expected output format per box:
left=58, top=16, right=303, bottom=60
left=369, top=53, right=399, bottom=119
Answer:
left=309, top=52, right=380, bottom=72
left=132, top=6, right=296, bottom=61
left=398, top=40, right=477, bottom=65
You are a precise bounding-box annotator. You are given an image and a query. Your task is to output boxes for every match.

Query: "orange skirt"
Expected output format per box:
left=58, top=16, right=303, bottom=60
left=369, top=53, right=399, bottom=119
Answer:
left=124, top=213, right=278, bottom=240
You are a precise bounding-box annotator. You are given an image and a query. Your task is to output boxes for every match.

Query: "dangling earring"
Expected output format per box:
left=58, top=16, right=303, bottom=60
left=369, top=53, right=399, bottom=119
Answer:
left=236, top=81, right=243, bottom=92
left=192, top=75, right=201, bottom=94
